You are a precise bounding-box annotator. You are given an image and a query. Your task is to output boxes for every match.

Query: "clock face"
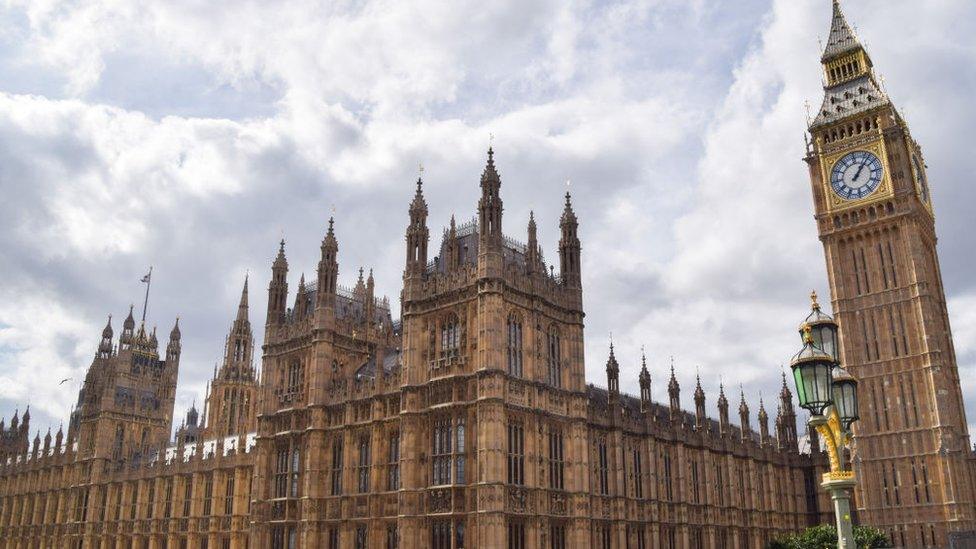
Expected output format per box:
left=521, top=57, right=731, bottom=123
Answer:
left=830, top=151, right=884, bottom=201
left=912, top=154, right=930, bottom=204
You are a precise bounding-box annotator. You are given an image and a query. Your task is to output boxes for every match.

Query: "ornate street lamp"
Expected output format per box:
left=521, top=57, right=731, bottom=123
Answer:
left=790, top=292, right=859, bottom=549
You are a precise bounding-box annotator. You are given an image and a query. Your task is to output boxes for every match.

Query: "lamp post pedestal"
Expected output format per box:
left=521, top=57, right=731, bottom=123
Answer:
left=822, top=476, right=856, bottom=549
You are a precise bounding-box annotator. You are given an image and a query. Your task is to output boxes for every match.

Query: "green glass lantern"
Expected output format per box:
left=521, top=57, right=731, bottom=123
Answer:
left=832, top=367, right=859, bottom=428
left=791, top=326, right=835, bottom=416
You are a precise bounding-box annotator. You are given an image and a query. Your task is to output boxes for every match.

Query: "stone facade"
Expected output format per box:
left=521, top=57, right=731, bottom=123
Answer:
left=0, top=150, right=833, bottom=548
left=804, top=1, right=976, bottom=546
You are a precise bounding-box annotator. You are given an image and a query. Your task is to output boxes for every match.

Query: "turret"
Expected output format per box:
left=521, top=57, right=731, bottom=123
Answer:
left=120, top=305, right=136, bottom=349
left=693, top=375, right=706, bottom=430
left=739, top=389, right=751, bottom=442
left=405, top=177, right=429, bottom=275
left=638, top=351, right=651, bottom=413
left=267, top=240, right=289, bottom=326
left=478, top=147, right=503, bottom=248
left=54, top=425, right=64, bottom=452
left=559, top=192, right=581, bottom=289
left=317, top=218, right=339, bottom=309
left=717, top=384, right=729, bottom=435
left=668, top=362, right=680, bottom=422
left=606, top=343, right=619, bottom=404
left=98, top=315, right=113, bottom=358
left=43, top=428, right=51, bottom=455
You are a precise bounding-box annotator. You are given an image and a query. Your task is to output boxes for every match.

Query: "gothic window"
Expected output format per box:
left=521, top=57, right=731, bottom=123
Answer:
left=548, top=428, right=564, bottom=490
left=507, top=420, right=524, bottom=485
left=130, top=483, right=140, bottom=520
left=636, top=527, right=647, bottom=549
left=892, top=463, right=901, bottom=505
left=387, top=431, right=400, bottom=491
left=273, top=443, right=301, bottom=499
left=440, top=315, right=460, bottom=357
left=597, top=440, right=609, bottom=495
left=551, top=523, right=567, bottom=549
left=507, top=313, right=523, bottom=377
left=357, top=435, right=371, bottom=493
left=690, top=460, right=701, bottom=503
left=163, top=479, right=173, bottom=519
left=183, top=477, right=193, bottom=517
left=112, top=423, right=124, bottom=461
left=661, top=449, right=673, bottom=501
left=882, top=466, right=890, bottom=507
left=597, top=523, right=611, bottom=549
left=147, top=482, right=155, bottom=519
left=432, top=416, right=465, bottom=486
left=431, top=519, right=464, bottom=549
left=285, top=359, right=305, bottom=401
left=507, top=520, right=525, bottom=549
left=355, top=525, right=367, bottom=549
left=331, top=438, right=344, bottom=496
left=715, top=462, right=725, bottom=506
left=547, top=325, right=561, bottom=388
left=203, top=474, right=213, bottom=516
left=632, top=447, right=643, bottom=499
left=224, top=476, right=235, bottom=515
left=387, top=524, right=399, bottom=549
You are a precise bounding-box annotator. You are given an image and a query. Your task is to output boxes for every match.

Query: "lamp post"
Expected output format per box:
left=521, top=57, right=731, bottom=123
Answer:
left=790, top=292, right=859, bottom=549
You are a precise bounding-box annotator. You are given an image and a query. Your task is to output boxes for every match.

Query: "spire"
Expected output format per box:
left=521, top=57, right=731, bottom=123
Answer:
left=237, top=274, right=249, bottom=321
left=526, top=211, right=541, bottom=274
left=606, top=342, right=620, bottom=401
left=694, top=374, right=706, bottom=430
left=268, top=238, right=289, bottom=326
left=639, top=348, right=651, bottom=412
left=405, top=174, right=430, bottom=275
left=98, top=314, right=114, bottom=358
left=738, top=387, right=751, bottom=441
left=167, top=318, right=181, bottom=361
left=559, top=192, right=581, bottom=289
left=759, top=394, right=769, bottom=446
left=717, top=382, right=730, bottom=435
left=478, top=146, right=503, bottom=248
left=169, top=317, right=181, bottom=341
left=317, top=217, right=339, bottom=308
left=668, top=359, right=680, bottom=421
left=821, top=0, right=863, bottom=62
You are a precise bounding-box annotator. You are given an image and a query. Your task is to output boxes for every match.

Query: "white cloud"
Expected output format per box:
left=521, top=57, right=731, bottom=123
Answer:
left=0, top=0, right=974, bottom=448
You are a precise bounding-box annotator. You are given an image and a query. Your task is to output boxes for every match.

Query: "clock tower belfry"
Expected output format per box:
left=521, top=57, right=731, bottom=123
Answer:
left=804, top=1, right=976, bottom=544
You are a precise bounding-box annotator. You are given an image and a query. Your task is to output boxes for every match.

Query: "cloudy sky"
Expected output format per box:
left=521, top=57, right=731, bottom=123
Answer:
left=1, top=0, right=974, bottom=441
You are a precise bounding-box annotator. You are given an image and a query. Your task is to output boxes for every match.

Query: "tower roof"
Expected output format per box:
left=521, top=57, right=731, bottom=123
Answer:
left=822, top=0, right=862, bottom=62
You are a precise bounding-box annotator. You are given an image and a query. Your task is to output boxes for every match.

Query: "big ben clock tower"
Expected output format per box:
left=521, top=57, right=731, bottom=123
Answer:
left=805, top=1, right=976, bottom=544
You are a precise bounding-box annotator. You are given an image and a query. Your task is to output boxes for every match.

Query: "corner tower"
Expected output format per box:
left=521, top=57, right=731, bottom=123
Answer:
left=804, top=1, right=975, bottom=542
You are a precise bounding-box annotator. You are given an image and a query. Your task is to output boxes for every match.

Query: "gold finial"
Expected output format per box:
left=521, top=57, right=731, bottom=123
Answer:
left=418, top=162, right=424, bottom=178
left=488, top=133, right=494, bottom=149
left=810, top=290, right=820, bottom=310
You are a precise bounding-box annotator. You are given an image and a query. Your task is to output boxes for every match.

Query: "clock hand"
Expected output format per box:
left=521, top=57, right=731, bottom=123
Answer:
left=853, top=162, right=866, bottom=182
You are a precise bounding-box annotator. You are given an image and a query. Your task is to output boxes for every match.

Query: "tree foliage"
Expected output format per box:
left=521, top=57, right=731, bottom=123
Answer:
left=768, top=524, right=891, bottom=549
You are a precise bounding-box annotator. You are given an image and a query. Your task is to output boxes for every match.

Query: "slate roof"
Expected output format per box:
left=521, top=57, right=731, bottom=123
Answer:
left=822, top=0, right=861, bottom=61
left=810, top=74, right=888, bottom=129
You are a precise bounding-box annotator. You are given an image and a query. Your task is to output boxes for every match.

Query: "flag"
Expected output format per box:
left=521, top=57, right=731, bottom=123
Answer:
left=141, top=270, right=152, bottom=283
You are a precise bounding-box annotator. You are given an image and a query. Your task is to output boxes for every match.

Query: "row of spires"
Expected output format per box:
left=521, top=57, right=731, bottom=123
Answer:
left=605, top=344, right=798, bottom=448
left=96, top=305, right=180, bottom=359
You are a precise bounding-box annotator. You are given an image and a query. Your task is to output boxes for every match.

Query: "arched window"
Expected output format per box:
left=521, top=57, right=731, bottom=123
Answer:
left=112, top=423, right=125, bottom=460
left=440, top=316, right=460, bottom=357
left=507, top=313, right=523, bottom=377
left=547, top=325, right=561, bottom=388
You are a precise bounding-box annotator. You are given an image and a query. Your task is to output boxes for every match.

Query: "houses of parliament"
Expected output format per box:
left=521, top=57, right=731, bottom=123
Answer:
left=0, top=1, right=974, bottom=547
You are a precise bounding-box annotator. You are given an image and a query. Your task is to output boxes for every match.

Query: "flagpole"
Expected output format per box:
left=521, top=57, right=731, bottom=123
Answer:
left=141, top=266, right=152, bottom=324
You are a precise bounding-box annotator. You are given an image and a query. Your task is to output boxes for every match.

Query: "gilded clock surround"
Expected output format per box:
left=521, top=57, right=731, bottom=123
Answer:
left=817, top=134, right=893, bottom=212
